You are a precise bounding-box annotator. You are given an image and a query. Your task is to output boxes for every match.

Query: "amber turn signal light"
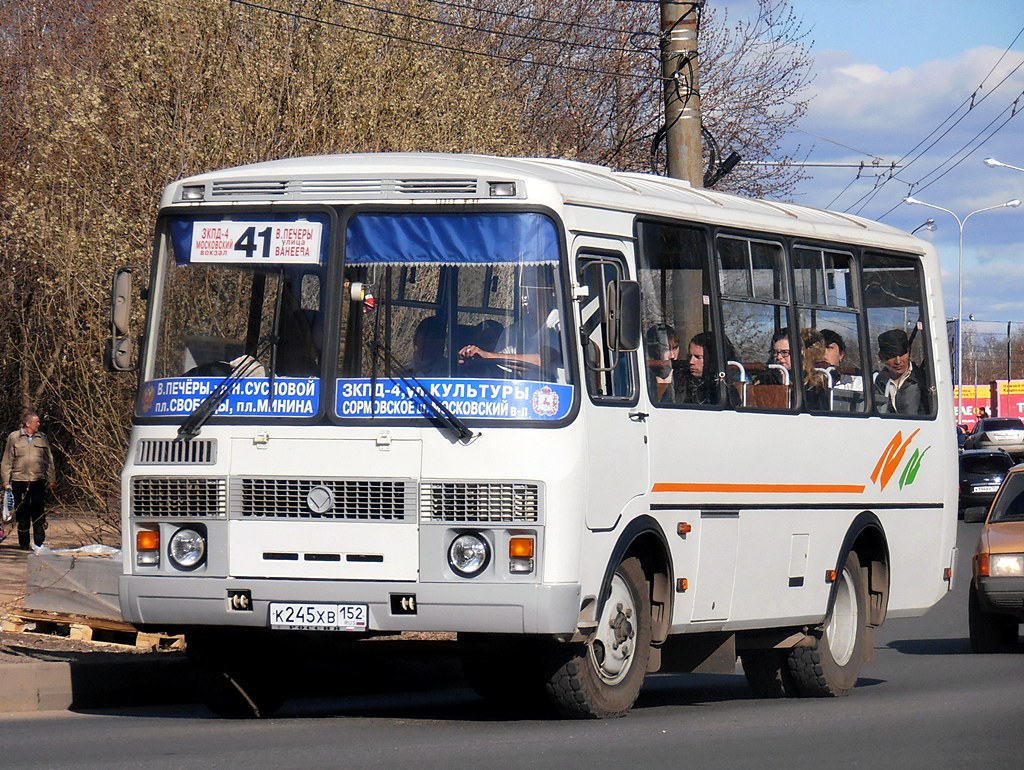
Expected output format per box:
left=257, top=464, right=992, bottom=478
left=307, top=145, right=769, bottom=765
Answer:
left=509, top=537, right=535, bottom=559
left=137, top=529, right=160, bottom=551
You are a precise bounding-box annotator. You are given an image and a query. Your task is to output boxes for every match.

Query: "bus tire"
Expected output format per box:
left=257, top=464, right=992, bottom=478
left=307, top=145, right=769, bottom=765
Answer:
left=968, top=583, right=1018, bottom=653
left=788, top=551, right=868, bottom=697
left=187, top=633, right=285, bottom=719
left=545, top=557, right=652, bottom=718
left=740, top=649, right=797, bottom=698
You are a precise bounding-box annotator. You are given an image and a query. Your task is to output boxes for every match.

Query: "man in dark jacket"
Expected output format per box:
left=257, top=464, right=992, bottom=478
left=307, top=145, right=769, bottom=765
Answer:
left=874, top=329, right=929, bottom=415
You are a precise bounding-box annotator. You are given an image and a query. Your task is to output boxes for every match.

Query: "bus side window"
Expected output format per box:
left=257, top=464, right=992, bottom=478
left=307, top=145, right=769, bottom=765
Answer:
left=577, top=254, right=635, bottom=401
left=717, top=234, right=793, bottom=411
left=862, top=253, right=935, bottom=417
left=793, top=247, right=865, bottom=413
left=636, top=220, right=721, bottom=408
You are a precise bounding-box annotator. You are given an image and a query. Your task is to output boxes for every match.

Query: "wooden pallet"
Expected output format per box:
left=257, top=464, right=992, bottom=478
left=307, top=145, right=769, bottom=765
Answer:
left=1, top=608, right=185, bottom=651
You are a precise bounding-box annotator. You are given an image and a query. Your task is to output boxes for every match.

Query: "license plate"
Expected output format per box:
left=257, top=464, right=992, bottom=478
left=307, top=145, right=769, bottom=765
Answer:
left=269, top=602, right=368, bottom=631
left=973, top=485, right=999, bottom=493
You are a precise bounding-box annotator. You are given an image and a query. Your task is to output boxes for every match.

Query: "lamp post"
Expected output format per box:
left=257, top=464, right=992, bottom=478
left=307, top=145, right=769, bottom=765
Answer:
left=984, top=157, right=1024, bottom=173
left=903, top=196, right=1022, bottom=424
left=911, top=218, right=936, bottom=235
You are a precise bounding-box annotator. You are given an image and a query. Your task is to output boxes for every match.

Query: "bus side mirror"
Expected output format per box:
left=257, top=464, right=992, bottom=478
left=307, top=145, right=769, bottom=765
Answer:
left=606, top=280, right=641, bottom=352
left=106, top=267, right=142, bottom=372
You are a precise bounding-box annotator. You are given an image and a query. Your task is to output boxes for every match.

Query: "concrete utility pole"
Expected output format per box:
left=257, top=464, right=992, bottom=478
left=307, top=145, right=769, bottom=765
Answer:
left=660, top=1, right=704, bottom=185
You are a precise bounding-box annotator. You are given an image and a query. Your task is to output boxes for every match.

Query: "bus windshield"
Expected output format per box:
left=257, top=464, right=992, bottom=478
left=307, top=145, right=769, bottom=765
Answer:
left=137, top=209, right=574, bottom=425
left=334, top=211, right=573, bottom=423
left=138, top=213, right=329, bottom=420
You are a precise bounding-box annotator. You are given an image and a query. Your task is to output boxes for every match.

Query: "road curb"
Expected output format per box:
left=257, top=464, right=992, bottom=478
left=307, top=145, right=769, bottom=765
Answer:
left=0, top=654, right=192, bottom=714
left=0, top=640, right=467, bottom=714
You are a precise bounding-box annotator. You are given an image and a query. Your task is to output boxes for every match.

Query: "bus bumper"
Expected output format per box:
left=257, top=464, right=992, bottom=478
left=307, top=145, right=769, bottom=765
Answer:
left=119, top=575, right=582, bottom=635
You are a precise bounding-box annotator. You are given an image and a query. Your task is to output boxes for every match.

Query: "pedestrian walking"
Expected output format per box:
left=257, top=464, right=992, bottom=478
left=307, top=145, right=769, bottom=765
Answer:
left=1, top=410, right=55, bottom=550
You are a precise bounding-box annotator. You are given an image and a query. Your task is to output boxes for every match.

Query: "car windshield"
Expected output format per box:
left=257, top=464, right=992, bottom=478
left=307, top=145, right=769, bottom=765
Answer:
left=962, top=455, right=1013, bottom=474
left=989, top=473, right=1024, bottom=523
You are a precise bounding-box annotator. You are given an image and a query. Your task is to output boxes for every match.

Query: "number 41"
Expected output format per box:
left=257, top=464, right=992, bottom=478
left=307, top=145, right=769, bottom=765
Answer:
left=234, top=226, right=273, bottom=259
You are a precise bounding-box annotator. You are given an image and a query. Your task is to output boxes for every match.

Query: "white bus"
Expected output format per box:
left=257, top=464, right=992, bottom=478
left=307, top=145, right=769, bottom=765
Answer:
left=109, top=153, right=957, bottom=718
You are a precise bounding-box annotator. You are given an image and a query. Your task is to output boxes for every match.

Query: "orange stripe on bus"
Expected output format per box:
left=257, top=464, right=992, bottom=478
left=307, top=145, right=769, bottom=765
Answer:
left=652, top=482, right=867, bottom=494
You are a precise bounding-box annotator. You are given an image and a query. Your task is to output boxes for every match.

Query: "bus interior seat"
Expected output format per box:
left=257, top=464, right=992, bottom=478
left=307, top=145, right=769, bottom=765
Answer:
left=745, top=384, right=790, bottom=410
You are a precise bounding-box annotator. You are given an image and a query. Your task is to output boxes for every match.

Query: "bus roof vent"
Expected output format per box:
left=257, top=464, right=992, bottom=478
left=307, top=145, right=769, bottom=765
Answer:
left=210, top=180, right=289, bottom=198
left=395, top=178, right=479, bottom=196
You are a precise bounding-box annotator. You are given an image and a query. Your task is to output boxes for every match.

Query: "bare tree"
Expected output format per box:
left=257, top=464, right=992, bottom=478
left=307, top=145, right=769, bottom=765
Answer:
left=0, top=0, right=817, bottom=525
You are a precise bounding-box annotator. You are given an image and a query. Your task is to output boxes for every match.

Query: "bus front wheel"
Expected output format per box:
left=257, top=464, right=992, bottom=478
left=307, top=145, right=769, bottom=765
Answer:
left=545, top=557, right=652, bottom=718
left=787, top=550, right=869, bottom=697
left=187, top=631, right=285, bottom=719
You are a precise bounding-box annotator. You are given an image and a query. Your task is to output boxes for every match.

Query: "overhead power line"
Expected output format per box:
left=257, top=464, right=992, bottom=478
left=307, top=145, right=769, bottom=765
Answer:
left=229, top=0, right=660, bottom=82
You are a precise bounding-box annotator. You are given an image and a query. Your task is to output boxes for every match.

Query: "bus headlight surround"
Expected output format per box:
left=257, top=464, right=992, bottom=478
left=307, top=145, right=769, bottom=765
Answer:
left=168, top=526, right=207, bottom=571
left=448, top=532, right=491, bottom=577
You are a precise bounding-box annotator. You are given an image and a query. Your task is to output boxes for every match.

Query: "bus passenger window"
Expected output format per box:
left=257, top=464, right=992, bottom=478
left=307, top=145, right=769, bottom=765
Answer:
left=793, top=247, right=864, bottom=413
left=863, top=253, right=935, bottom=417
left=636, top=220, right=726, bottom=408
left=717, top=234, right=792, bottom=411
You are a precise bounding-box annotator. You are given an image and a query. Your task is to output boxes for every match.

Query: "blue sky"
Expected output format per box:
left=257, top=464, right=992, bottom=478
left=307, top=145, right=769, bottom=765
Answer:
left=727, top=1, right=1024, bottom=337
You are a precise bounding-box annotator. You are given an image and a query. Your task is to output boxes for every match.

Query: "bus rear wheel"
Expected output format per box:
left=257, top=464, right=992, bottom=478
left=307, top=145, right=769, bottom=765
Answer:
left=788, top=551, right=869, bottom=697
left=545, top=557, right=652, bottom=718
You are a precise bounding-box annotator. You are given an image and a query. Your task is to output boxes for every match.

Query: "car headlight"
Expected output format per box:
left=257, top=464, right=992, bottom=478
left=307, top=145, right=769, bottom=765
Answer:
left=168, top=527, right=206, bottom=570
left=448, top=532, right=490, bottom=577
left=989, top=553, right=1024, bottom=577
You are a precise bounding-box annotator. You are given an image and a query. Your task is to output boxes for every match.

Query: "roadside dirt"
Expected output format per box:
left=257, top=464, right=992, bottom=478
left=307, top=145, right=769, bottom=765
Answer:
left=0, top=508, right=138, bottom=663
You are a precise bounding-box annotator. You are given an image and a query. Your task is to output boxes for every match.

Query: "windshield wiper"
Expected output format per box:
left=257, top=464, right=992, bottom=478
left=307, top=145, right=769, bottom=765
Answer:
left=367, top=341, right=477, bottom=443
left=176, top=337, right=273, bottom=441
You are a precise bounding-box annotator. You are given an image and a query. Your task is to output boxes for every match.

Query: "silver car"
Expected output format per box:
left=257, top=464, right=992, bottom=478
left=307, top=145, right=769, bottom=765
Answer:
left=964, top=417, right=1024, bottom=458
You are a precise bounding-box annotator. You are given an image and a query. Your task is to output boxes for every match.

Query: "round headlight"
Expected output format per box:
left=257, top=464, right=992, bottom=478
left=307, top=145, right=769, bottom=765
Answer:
left=168, top=527, right=206, bottom=570
left=448, top=532, right=490, bottom=577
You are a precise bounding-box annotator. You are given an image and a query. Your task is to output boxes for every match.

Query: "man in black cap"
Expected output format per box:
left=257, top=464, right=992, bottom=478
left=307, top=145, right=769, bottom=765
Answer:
left=874, top=329, right=929, bottom=415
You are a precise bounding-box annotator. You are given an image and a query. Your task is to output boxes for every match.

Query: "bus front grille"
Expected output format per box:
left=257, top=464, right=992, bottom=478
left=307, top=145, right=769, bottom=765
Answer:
left=420, top=482, right=541, bottom=523
left=234, top=478, right=412, bottom=521
left=131, top=477, right=228, bottom=517
left=135, top=438, right=217, bottom=465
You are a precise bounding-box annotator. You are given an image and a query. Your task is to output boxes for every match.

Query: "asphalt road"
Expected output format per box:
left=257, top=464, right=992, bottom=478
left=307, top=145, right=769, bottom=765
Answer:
left=3, top=521, right=1023, bottom=770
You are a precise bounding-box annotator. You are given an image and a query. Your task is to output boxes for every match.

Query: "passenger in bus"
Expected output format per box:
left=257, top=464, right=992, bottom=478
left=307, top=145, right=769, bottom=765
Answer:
left=874, top=329, right=928, bottom=415
left=645, top=324, right=680, bottom=403
left=820, top=329, right=864, bottom=411
left=411, top=316, right=447, bottom=376
left=457, top=284, right=562, bottom=379
left=753, top=328, right=793, bottom=386
left=674, top=331, right=739, bottom=406
left=801, top=328, right=832, bottom=410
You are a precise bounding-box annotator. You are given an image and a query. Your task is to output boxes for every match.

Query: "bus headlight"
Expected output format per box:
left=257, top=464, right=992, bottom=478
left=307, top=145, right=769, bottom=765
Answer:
left=168, top=527, right=206, bottom=571
left=448, top=532, right=490, bottom=577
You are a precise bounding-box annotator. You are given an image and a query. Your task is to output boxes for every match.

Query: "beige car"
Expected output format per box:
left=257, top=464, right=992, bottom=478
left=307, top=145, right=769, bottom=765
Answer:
left=970, top=464, right=1024, bottom=652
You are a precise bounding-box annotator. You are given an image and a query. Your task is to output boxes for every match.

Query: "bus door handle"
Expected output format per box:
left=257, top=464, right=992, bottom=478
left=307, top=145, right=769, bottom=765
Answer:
left=629, top=411, right=649, bottom=422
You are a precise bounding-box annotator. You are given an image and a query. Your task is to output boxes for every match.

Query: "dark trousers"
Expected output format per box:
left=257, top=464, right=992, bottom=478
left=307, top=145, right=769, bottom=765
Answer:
left=11, top=479, right=47, bottom=549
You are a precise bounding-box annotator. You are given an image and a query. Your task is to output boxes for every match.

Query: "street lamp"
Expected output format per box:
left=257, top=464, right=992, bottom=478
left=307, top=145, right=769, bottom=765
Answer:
left=984, top=157, right=1024, bottom=174
left=903, top=195, right=1022, bottom=424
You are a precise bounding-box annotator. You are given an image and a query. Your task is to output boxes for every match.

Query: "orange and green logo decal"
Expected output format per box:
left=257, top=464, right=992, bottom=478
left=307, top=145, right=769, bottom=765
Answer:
left=871, top=429, right=930, bottom=491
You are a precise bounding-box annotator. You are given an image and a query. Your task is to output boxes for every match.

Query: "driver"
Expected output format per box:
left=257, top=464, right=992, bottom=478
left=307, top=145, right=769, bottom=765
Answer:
left=458, top=283, right=562, bottom=376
